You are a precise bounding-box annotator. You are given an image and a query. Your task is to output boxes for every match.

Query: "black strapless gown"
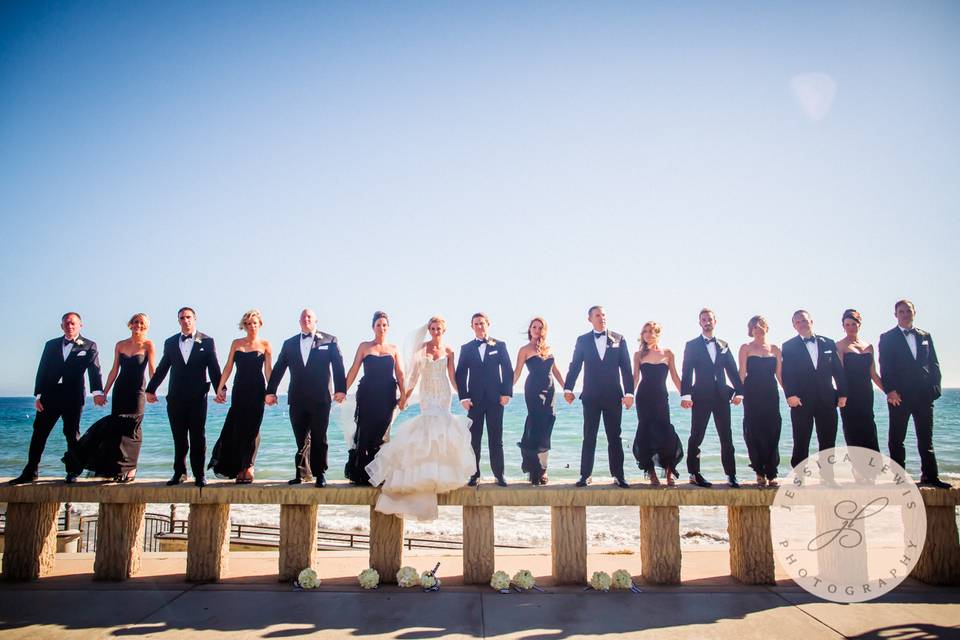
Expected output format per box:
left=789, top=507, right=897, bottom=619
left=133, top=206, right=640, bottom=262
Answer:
left=209, top=351, right=266, bottom=478
left=65, top=352, right=146, bottom=477
left=840, top=352, right=880, bottom=452
left=517, top=356, right=556, bottom=478
left=742, top=356, right=782, bottom=480
left=345, top=354, right=398, bottom=485
left=632, top=363, right=684, bottom=475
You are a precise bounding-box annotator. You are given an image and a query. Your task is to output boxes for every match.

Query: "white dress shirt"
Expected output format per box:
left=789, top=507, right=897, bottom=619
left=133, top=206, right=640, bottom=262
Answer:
left=300, top=333, right=314, bottom=366
left=803, top=336, right=819, bottom=368
left=703, top=335, right=717, bottom=363
left=903, top=329, right=918, bottom=359
left=594, top=332, right=607, bottom=360
left=179, top=334, right=195, bottom=364
left=478, top=340, right=487, bottom=362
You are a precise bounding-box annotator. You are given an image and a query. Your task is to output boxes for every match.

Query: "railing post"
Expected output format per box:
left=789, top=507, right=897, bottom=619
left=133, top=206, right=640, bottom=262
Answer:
left=912, top=505, right=960, bottom=586
left=279, top=504, right=318, bottom=582
left=640, top=506, right=681, bottom=584
left=94, top=502, right=146, bottom=580
left=186, top=503, right=231, bottom=582
left=1, top=502, right=60, bottom=580
left=64, top=503, right=76, bottom=531
left=727, top=505, right=775, bottom=585
left=551, top=506, right=586, bottom=584
left=369, top=507, right=403, bottom=583
left=462, top=505, right=495, bottom=584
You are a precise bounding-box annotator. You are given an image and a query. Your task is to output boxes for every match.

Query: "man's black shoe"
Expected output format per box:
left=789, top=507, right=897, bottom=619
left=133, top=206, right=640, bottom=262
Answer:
left=495, top=476, right=507, bottom=487
left=167, top=473, right=188, bottom=486
left=613, top=477, right=629, bottom=488
left=575, top=476, right=591, bottom=487
left=194, top=476, right=207, bottom=487
left=64, top=473, right=78, bottom=484
left=315, top=475, right=327, bottom=488
left=689, top=473, right=713, bottom=488
left=8, top=473, right=37, bottom=485
left=920, top=477, right=952, bottom=490
left=727, top=476, right=740, bottom=489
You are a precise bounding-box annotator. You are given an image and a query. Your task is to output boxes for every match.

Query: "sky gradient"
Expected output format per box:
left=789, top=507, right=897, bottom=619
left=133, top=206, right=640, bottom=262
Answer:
left=1, top=1, right=958, bottom=394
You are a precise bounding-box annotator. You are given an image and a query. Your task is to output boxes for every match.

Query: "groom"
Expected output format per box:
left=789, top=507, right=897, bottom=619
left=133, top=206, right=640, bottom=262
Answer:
left=266, top=308, right=346, bottom=487
left=564, top=305, right=634, bottom=488
left=456, top=312, right=514, bottom=486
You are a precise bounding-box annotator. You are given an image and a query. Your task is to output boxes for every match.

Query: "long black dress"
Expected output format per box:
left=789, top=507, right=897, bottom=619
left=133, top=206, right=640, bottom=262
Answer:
left=840, top=351, right=880, bottom=452
left=64, top=352, right=146, bottom=478
left=632, top=363, right=684, bottom=476
left=209, top=351, right=266, bottom=478
left=345, top=354, right=397, bottom=485
left=742, top=356, right=782, bottom=480
left=517, top=355, right=556, bottom=480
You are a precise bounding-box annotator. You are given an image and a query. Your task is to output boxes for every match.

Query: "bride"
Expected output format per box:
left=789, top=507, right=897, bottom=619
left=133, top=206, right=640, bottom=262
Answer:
left=365, top=315, right=477, bottom=521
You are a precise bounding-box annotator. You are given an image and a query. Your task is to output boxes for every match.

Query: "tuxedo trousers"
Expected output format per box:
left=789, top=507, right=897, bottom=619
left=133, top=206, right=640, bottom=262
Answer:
left=26, top=391, right=83, bottom=476
left=579, top=400, right=625, bottom=480
left=789, top=402, right=838, bottom=471
left=467, top=402, right=505, bottom=479
left=888, top=394, right=938, bottom=480
left=290, top=401, right=331, bottom=480
left=167, top=396, right=207, bottom=478
left=687, top=397, right=737, bottom=477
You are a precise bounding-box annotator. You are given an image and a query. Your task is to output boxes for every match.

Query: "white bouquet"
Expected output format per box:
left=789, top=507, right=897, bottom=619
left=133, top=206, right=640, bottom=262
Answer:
left=396, top=566, right=420, bottom=588
left=358, top=568, right=380, bottom=589
left=612, top=569, right=633, bottom=590
left=490, top=570, right=511, bottom=591
left=420, top=571, right=437, bottom=589
left=297, top=567, right=320, bottom=589
left=512, top=569, right=535, bottom=591
left=590, top=571, right=612, bottom=592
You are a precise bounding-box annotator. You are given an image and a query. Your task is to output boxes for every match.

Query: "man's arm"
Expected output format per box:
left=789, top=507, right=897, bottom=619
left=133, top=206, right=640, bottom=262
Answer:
left=146, top=342, right=171, bottom=395
left=86, top=340, right=104, bottom=394
left=205, top=337, right=223, bottom=393
left=679, top=340, right=695, bottom=398
left=499, top=341, right=514, bottom=397
left=330, top=339, right=347, bottom=395
left=723, top=348, right=743, bottom=396
left=928, top=333, right=942, bottom=396
left=34, top=341, right=51, bottom=398
left=781, top=342, right=799, bottom=399
left=564, top=338, right=584, bottom=392
left=455, top=346, right=469, bottom=401
left=265, top=343, right=288, bottom=396
left=878, top=333, right=900, bottom=397
left=618, top=340, right=635, bottom=396
left=829, top=340, right=848, bottom=398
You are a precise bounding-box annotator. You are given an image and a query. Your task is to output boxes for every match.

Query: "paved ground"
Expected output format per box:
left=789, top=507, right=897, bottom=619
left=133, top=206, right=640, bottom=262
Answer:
left=1, top=550, right=958, bottom=639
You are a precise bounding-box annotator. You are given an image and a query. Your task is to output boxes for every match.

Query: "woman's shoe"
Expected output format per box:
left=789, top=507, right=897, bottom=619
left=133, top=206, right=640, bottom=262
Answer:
left=539, top=472, right=548, bottom=485
left=756, top=474, right=767, bottom=488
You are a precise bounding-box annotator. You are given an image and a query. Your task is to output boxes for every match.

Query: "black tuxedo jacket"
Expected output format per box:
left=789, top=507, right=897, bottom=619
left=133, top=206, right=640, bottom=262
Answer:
left=266, top=332, right=347, bottom=405
left=680, top=336, right=743, bottom=401
left=455, top=338, right=514, bottom=405
left=878, top=326, right=941, bottom=401
left=781, top=335, right=847, bottom=407
left=146, top=333, right=222, bottom=401
left=34, top=335, right=104, bottom=406
left=564, top=331, right=634, bottom=406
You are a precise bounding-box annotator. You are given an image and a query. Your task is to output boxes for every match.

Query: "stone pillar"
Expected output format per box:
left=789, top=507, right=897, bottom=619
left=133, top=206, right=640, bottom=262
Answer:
left=186, top=503, right=231, bottom=582
left=369, top=507, right=403, bottom=583
left=1, top=502, right=60, bottom=580
left=551, top=506, right=586, bottom=584
left=279, top=504, right=318, bottom=582
left=727, top=505, right=775, bottom=585
left=640, top=506, right=681, bottom=584
left=94, top=503, right=146, bottom=581
left=912, top=505, right=960, bottom=586
left=462, top=506, right=495, bottom=584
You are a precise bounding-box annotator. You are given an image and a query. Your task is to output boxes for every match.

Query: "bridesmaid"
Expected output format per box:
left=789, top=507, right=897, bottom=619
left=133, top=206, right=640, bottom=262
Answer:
left=512, top=317, right=565, bottom=486
left=64, top=313, right=155, bottom=482
left=631, top=322, right=684, bottom=486
left=737, top=316, right=783, bottom=487
left=836, top=309, right=883, bottom=453
left=343, top=311, right=405, bottom=485
left=209, top=310, right=272, bottom=483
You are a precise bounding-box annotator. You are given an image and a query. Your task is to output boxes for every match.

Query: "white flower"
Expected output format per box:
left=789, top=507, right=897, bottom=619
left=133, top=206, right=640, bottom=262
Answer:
left=297, top=567, right=319, bottom=589
left=486, top=339, right=496, bottom=347
left=358, top=568, right=379, bottom=589
left=420, top=571, right=437, bottom=589
left=75, top=339, right=84, bottom=347
left=590, top=571, right=612, bottom=592
left=490, top=570, right=511, bottom=591
left=612, top=569, right=633, bottom=590
left=396, top=566, right=420, bottom=588
left=512, top=569, right=535, bottom=590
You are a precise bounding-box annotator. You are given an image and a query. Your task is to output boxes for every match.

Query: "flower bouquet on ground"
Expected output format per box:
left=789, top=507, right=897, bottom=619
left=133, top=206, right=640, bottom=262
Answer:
left=511, top=569, right=544, bottom=592
left=587, top=571, right=612, bottom=592
left=358, top=568, right=380, bottom=589
left=490, top=570, right=511, bottom=593
left=421, top=562, right=442, bottom=592
left=612, top=569, right=642, bottom=593
left=295, top=567, right=320, bottom=590
left=396, top=566, right=420, bottom=588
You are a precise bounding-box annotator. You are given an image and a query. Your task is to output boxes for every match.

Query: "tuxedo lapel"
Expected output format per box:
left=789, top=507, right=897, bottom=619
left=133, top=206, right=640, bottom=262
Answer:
left=185, top=333, right=202, bottom=367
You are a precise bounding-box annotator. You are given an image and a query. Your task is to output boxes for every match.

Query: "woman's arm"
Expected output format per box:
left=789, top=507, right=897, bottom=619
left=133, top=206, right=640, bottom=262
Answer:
left=146, top=340, right=157, bottom=379
left=447, top=347, right=459, bottom=392
left=632, top=350, right=641, bottom=390
left=774, top=346, right=784, bottom=389
left=215, top=340, right=239, bottom=402
left=262, top=340, right=273, bottom=383
left=344, top=343, right=366, bottom=391
left=551, top=360, right=565, bottom=388
left=738, top=344, right=748, bottom=383
left=393, top=347, right=406, bottom=402
left=103, top=342, right=122, bottom=396
left=513, top=346, right=529, bottom=386
left=667, top=350, right=682, bottom=392
left=868, top=345, right=885, bottom=392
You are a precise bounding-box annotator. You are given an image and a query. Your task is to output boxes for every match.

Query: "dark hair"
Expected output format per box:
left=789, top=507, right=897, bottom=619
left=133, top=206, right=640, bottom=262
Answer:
left=61, top=311, right=81, bottom=322
left=587, top=305, right=604, bottom=317
left=842, top=309, right=862, bottom=325
left=177, top=306, right=196, bottom=318
left=699, top=307, right=715, bottom=318
left=894, top=299, right=915, bottom=313
left=471, top=312, right=489, bottom=323
left=792, top=309, right=810, bottom=321
left=371, top=311, right=389, bottom=327
left=747, top=315, right=768, bottom=337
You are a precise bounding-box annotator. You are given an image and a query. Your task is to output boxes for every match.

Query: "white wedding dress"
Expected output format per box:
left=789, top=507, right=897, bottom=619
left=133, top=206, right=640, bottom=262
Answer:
left=365, top=352, right=477, bottom=521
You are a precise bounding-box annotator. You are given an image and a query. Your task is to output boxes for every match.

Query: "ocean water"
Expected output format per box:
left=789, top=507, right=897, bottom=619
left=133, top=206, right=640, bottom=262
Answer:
left=2, top=392, right=957, bottom=547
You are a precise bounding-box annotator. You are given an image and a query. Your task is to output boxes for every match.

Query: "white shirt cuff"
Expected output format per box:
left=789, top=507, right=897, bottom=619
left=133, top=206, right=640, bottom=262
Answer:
left=681, top=394, right=691, bottom=402
left=624, top=393, right=634, bottom=398
left=35, top=394, right=41, bottom=400
left=92, top=391, right=104, bottom=397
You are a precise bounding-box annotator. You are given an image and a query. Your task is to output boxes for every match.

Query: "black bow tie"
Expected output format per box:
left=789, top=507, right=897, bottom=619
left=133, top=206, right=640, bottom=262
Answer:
left=301, top=333, right=313, bottom=340
left=180, top=334, right=193, bottom=342
left=703, top=337, right=716, bottom=344
left=63, top=338, right=75, bottom=347
left=593, top=332, right=606, bottom=339
left=475, top=338, right=486, bottom=346
left=802, top=336, right=816, bottom=344
left=902, top=328, right=916, bottom=337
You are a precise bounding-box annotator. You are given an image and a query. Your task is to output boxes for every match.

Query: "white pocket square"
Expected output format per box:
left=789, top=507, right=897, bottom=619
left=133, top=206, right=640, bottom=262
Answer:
left=77, top=350, right=87, bottom=356
left=488, top=350, right=498, bottom=355
left=922, top=340, right=929, bottom=345
left=824, top=350, right=833, bottom=354
left=318, top=345, right=329, bottom=350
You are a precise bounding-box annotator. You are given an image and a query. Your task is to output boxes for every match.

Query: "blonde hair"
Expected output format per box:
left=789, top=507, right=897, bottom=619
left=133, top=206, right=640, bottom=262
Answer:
left=127, top=313, right=150, bottom=330
left=239, top=309, right=263, bottom=330
left=747, top=315, right=768, bottom=337
left=428, top=315, right=446, bottom=331
left=638, top=321, right=662, bottom=358
left=527, top=317, right=551, bottom=359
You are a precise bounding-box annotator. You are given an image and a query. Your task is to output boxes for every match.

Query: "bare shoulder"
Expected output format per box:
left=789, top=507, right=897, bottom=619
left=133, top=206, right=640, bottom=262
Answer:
left=445, top=346, right=456, bottom=357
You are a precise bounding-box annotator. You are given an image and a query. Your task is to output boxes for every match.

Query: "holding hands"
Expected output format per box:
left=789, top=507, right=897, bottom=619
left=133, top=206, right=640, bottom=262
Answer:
left=93, top=394, right=107, bottom=407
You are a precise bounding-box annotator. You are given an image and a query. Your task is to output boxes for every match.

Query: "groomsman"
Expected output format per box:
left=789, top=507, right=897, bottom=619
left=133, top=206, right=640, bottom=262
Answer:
left=781, top=310, right=847, bottom=479
left=564, top=305, right=635, bottom=488
left=680, top=308, right=744, bottom=488
left=456, top=312, right=514, bottom=486
left=9, top=312, right=105, bottom=484
left=878, top=300, right=949, bottom=488
left=266, top=309, right=346, bottom=487
left=146, top=307, right=222, bottom=487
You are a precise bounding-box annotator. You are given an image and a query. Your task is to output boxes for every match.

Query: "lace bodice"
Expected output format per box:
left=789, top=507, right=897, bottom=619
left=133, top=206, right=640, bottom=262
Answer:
left=409, top=353, right=453, bottom=416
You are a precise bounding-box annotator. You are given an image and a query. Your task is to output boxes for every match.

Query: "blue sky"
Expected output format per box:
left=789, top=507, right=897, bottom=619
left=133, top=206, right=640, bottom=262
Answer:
left=1, top=1, right=958, bottom=394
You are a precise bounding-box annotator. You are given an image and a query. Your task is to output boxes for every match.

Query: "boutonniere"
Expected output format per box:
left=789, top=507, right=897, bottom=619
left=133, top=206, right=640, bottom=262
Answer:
left=608, top=338, right=620, bottom=348
left=486, top=339, right=496, bottom=347
left=75, top=339, right=84, bottom=347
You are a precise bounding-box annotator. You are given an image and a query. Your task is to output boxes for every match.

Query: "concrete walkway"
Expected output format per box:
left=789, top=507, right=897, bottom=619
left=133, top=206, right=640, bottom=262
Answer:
left=1, top=550, right=958, bottom=639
